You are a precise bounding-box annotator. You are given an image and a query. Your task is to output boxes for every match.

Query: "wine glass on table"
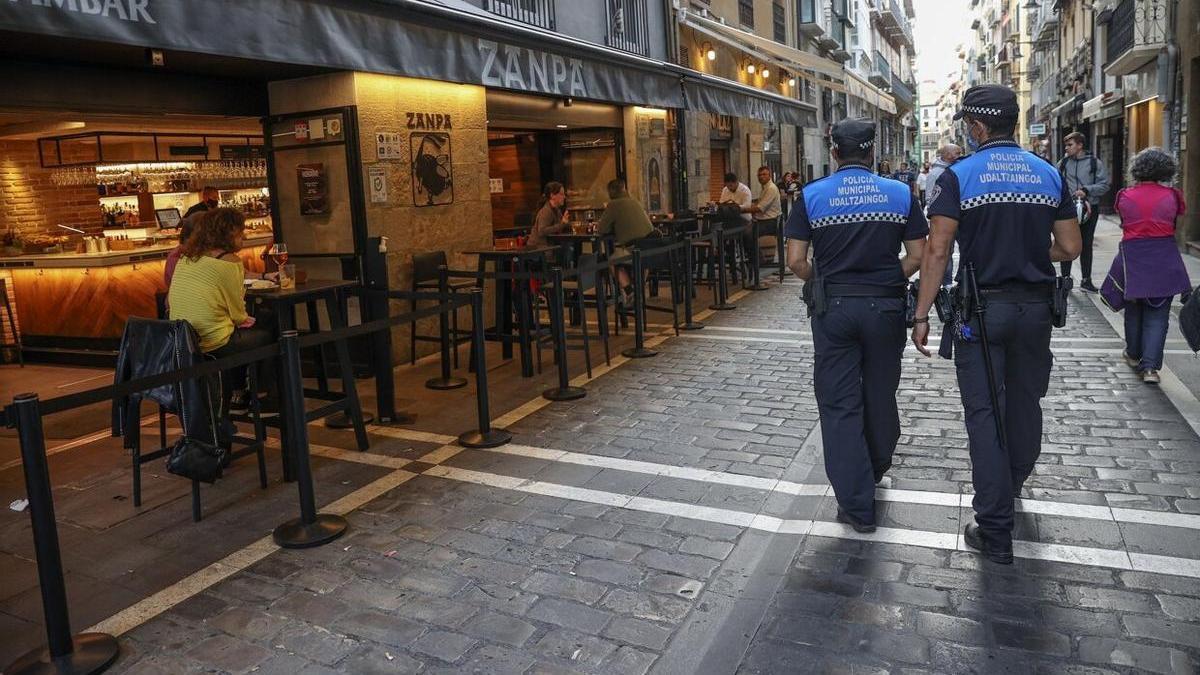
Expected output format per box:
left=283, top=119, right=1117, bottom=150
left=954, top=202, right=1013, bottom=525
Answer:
left=268, top=243, right=288, bottom=285
left=269, top=242, right=288, bottom=268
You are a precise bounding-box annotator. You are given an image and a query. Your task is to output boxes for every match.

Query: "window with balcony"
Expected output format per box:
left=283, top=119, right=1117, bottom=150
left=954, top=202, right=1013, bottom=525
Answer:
left=605, top=0, right=650, bottom=56
left=772, top=1, right=787, bottom=43
left=738, top=0, right=754, bottom=28
left=486, top=0, right=555, bottom=30
left=1104, top=0, right=1168, bottom=76
left=797, top=0, right=822, bottom=36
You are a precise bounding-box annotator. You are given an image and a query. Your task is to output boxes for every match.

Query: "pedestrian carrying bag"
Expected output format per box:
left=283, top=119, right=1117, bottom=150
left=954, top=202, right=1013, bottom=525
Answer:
left=1181, top=285, right=1200, bottom=353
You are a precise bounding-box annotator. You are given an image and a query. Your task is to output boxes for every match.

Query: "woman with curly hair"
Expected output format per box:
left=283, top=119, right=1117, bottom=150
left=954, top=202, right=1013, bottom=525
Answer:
left=1101, top=148, right=1192, bottom=384
left=169, top=208, right=277, bottom=417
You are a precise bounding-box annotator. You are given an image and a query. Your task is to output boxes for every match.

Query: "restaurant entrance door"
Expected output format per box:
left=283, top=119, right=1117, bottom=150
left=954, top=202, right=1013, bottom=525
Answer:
left=484, top=91, right=626, bottom=239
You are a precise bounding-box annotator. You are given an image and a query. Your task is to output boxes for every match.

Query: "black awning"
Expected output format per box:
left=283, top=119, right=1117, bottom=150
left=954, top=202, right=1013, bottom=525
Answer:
left=0, top=0, right=685, bottom=109
left=683, top=77, right=818, bottom=127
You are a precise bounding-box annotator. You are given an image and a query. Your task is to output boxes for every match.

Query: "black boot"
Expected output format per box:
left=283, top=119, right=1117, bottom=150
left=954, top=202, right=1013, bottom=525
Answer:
left=836, top=508, right=876, bottom=534
left=964, top=524, right=1013, bottom=564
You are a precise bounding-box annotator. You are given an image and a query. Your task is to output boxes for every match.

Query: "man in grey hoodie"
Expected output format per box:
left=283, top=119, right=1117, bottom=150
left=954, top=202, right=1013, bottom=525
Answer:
left=926, top=143, right=962, bottom=285
left=1058, top=132, right=1111, bottom=291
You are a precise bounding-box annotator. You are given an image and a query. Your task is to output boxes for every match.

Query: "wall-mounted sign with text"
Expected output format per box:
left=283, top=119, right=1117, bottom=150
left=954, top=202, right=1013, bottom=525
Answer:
left=297, top=163, right=330, bottom=216
left=375, top=131, right=404, bottom=160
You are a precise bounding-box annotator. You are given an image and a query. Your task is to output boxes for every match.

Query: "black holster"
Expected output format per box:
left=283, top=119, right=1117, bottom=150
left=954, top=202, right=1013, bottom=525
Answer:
left=936, top=286, right=959, bottom=361
left=1052, top=276, right=1073, bottom=328
left=804, top=276, right=827, bottom=317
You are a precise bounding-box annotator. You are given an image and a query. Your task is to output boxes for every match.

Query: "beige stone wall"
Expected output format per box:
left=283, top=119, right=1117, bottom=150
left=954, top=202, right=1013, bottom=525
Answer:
left=268, top=72, right=493, bottom=364
left=623, top=107, right=672, bottom=214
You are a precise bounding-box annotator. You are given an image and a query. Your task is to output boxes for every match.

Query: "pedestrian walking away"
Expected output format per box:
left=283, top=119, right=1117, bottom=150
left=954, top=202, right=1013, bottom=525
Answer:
left=1057, top=131, right=1110, bottom=291
left=917, top=162, right=931, bottom=207
left=1098, top=147, right=1193, bottom=385
left=911, top=84, right=1082, bottom=565
left=926, top=144, right=963, bottom=286
left=785, top=118, right=927, bottom=534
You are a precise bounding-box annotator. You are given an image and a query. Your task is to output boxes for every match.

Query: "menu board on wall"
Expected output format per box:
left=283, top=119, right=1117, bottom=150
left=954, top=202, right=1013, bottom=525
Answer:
left=297, top=163, right=330, bottom=215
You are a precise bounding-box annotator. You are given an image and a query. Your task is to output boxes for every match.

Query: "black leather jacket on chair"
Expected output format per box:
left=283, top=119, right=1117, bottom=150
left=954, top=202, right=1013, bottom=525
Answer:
left=111, top=317, right=219, bottom=447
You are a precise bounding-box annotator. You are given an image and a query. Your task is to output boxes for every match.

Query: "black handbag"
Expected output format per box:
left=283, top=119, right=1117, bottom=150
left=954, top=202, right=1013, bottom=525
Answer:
left=165, top=436, right=227, bottom=484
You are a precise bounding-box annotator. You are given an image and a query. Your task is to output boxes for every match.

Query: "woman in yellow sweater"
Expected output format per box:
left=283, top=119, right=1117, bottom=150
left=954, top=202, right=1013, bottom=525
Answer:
left=169, top=208, right=277, bottom=420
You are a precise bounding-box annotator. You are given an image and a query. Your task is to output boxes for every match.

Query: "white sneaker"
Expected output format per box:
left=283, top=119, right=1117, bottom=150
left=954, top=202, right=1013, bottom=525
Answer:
left=1142, top=370, right=1161, bottom=385
left=1123, top=352, right=1140, bottom=369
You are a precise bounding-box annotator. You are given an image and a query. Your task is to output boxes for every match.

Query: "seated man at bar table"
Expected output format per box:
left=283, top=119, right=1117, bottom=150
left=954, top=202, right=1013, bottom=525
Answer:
left=596, top=178, right=654, bottom=305
left=746, top=165, right=782, bottom=263
left=527, top=181, right=570, bottom=248
left=716, top=172, right=754, bottom=226
left=169, top=208, right=278, bottom=427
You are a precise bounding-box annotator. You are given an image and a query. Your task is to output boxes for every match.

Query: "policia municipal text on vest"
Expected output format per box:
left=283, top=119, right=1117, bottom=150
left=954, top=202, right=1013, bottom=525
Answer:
left=911, top=85, right=1083, bottom=565
left=784, top=118, right=929, bottom=534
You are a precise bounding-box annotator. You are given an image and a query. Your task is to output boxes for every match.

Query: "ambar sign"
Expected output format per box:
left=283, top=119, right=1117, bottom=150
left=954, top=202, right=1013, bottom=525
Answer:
left=10, top=0, right=156, bottom=23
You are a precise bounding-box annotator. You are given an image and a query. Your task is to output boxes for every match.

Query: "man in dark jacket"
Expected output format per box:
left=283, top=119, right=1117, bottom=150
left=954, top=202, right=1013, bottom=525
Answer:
left=1058, top=132, right=1111, bottom=291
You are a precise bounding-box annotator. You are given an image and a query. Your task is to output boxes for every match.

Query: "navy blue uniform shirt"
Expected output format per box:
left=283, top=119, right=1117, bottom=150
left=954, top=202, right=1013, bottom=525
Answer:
left=784, top=164, right=929, bottom=287
left=927, top=139, right=1075, bottom=286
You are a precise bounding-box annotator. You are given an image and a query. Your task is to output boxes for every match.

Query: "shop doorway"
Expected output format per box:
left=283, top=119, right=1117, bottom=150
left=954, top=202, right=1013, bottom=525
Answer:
left=1096, top=122, right=1124, bottom=215
left=708, top=147, right=729, bottom=203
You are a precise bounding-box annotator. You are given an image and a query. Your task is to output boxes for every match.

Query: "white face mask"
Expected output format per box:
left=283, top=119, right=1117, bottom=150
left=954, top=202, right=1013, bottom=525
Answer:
left=959, top=120, right=981, bottom=151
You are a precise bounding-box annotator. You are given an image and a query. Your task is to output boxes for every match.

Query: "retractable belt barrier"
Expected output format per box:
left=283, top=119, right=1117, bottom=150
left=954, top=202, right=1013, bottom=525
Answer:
left=1, top=287, right=502, bottom=675
left=3, top=235, right=741, bottom=673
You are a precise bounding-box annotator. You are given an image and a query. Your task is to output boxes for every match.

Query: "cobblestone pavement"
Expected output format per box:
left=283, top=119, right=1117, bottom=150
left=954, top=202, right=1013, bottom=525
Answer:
left=86, top=268, right=1200, bottom=674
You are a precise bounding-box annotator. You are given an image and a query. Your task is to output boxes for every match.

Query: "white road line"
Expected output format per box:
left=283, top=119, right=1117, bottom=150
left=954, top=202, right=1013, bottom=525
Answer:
left=679, top=331, right=1195, bottom=355
left=1129, top=552, right=1200, bottom=578
left=88, top=538, right=277, bottom=637
left=87, top=467, right=420, bottom=637
left=366, top=425, right=457, bottom=446
left=426, top=463, right=1187, bottom=576
left=699, top=324, right=1183, bottom=345
left=1109, top=508, right=1200, bottom=530
left=336, top=430, right=1200, bottom=532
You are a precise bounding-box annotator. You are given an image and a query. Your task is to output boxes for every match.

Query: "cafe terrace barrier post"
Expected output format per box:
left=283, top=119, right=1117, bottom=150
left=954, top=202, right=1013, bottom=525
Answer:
left=272, top=330, right=349, bottom=549
left=709, top=224, right=736, bottom=311
left=621, top=248, right=658, bottom=359
left=425, top=266, right=468, bottom=391
left=4, top=393, right=120, bottom=675
left=458, top=288, right=514, bottom=448
left=542, top=267, right=587, bottom=401
left=746, top=219, right=770, bottom=291
left=682, top=234, right=705, bottom=331
left=775, top=224, right=788, bottom=282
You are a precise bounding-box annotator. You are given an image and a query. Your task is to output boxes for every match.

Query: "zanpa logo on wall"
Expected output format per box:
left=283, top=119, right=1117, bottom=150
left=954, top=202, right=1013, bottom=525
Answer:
left=11, top=0, right=156, bottom=24
left=478, top=39, right=586, bottom=98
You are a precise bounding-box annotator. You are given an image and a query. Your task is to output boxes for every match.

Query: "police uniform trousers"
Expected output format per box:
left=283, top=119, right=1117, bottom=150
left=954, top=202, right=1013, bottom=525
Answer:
left=811, top=296, right=906, bottom=524
left=954, top=300, right=1053, bottom=546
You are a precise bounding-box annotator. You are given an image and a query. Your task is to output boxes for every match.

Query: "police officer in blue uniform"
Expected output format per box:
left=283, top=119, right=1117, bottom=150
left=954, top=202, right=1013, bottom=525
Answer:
left=785, top=119, right=928, bottom=533
left=912, top=85, right=1082, bottom=563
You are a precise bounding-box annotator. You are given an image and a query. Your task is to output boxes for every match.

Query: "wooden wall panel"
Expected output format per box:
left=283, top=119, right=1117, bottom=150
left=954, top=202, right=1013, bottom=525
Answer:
left=9, top=244, right=269, bottom=340
left=11, top=263, right=164, bottom=339
left=488, top=133, right=543, bottom=232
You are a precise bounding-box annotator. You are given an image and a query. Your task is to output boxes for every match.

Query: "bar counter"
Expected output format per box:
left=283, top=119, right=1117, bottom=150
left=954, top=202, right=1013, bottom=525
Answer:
left=1, top=234, right=273, bottom=359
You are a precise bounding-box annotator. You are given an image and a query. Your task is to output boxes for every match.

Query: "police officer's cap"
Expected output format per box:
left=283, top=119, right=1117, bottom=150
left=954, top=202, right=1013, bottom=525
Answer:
left=953, top=85, right=1019, bottom=121
left=830, top=118, right=875, bottom=152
